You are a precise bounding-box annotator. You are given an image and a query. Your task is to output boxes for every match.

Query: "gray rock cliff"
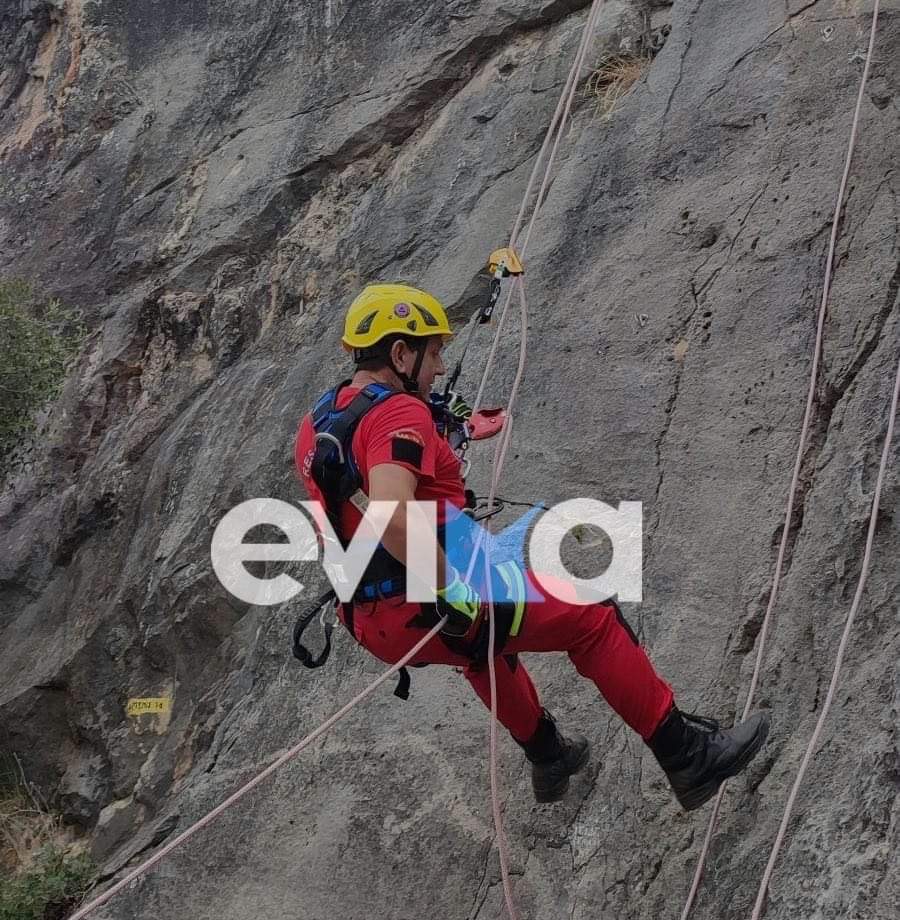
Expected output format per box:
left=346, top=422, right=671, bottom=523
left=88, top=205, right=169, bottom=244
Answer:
left=1, top=0, right=898, bottom=917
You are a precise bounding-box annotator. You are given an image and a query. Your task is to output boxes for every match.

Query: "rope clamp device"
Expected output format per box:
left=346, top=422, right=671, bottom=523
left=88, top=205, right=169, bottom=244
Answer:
left=443, top=246, right=523, bottom=399
left=481, top=247, right=524, bottom=325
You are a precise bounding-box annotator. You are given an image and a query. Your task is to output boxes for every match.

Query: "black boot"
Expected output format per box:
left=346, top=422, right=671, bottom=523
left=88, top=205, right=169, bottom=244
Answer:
left=516, top=709, right=590, bottom=803
left=648, top=707, right=770, bottom=811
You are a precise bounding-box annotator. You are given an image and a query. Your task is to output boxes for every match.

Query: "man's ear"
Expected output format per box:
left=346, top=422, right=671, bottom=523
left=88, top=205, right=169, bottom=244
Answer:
left=390, top=338, right=409, bottom=370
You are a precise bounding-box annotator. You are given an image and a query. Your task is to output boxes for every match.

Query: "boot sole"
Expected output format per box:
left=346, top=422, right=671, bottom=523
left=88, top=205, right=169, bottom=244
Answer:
left=534, top=744, right=591, bottom=803
left=677, top=717, right=770, bottom=811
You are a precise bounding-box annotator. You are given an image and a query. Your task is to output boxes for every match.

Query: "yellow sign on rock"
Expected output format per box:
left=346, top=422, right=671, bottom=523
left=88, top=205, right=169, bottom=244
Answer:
left=126, top=697, right=172, bottom=717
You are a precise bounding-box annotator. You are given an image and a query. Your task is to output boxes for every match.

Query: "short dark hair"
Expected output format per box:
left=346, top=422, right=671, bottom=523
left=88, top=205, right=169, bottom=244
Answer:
left=353, top=333, right=424, bottom=371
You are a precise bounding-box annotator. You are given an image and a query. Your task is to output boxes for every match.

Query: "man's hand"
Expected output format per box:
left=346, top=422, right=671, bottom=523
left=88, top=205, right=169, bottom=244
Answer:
left=446, top=392, right=473, bottom=421
left=435, top=567, right=480, bottom=636
left=429, top=390, right=473, bottom=423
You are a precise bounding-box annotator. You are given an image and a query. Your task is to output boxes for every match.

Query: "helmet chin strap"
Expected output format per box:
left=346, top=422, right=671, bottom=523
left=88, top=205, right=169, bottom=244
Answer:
left=391, top=338, right=428, bottom=394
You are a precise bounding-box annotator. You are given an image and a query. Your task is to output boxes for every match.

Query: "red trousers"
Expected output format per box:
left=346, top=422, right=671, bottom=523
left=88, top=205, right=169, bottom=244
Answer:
left=341, top=571, right=674, bottom=743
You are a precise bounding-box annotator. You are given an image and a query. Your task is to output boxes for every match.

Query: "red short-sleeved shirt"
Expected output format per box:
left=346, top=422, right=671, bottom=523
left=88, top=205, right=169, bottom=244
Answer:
left=294, top=386, right=467, bottom=539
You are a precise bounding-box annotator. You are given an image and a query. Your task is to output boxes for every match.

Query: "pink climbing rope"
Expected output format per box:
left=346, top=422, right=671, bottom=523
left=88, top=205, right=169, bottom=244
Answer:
left=482, top=277, right=530, bottom=920
left=750, top=351, right=900, bottom=915
left=473, top=0, right=606, bottom=414
left=69, top=5, right=610, bottom=919
left=680, top=4, right=883, bottom=917
left=468, top=2, right=608, bottom=915
left=67, top=620, right=447, bottom=920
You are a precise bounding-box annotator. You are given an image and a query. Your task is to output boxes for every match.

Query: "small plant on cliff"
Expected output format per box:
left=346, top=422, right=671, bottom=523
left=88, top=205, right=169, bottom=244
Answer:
left=0, top=845, right=95, bottom=920
left=583, top=52, right=650, bottom=120
left=0, top=755, right=95, bottom=920
left=0, top=279, right=86, bottom=472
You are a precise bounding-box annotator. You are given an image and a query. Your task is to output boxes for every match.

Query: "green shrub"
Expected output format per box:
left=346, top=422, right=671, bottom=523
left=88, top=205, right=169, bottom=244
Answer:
left=0, top=279, right=86, bottom=470
left=0, top=754, right=95, bottom=920
left=0, top=845, right=95, bottom=920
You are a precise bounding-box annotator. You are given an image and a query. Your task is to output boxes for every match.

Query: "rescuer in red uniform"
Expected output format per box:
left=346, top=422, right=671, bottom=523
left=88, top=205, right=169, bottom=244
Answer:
left=295, top=283, right=770, bottom=809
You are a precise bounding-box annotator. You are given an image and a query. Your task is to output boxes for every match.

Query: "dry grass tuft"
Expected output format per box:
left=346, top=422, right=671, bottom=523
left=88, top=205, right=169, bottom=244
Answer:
left=0, top=756, right=63, bottom=874
left=583, top=53, right=651, bottom=120
left=0, top=755, right=94, bottom=920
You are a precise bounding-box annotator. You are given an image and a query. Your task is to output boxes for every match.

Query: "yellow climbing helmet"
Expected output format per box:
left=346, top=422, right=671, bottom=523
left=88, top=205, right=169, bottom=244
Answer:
left=341, top=283, right=453, bottom=351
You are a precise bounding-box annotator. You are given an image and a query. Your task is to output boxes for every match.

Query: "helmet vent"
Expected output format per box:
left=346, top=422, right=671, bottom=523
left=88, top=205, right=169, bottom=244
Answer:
left=413, top=302, right=440, bottom=327
left=355, top=310, right=379, bottom=335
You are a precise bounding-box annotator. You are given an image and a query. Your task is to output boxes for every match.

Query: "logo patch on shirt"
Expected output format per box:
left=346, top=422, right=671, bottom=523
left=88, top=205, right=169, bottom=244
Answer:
left=391, top=428, right=425, bottom=466
left=391, top=428, right=425, bottom=447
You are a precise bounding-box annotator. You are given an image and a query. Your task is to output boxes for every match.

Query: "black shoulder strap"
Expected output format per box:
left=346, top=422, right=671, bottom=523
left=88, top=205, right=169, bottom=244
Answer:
left=302, top=384, right=415, bottom=700
left=329, top=385, right=394, bottom=435
left=310, top=384, right=401, bottom=542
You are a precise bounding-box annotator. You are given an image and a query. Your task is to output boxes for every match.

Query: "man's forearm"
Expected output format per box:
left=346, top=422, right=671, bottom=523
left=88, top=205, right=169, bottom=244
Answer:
left=380, top=501, right=451, bottom=591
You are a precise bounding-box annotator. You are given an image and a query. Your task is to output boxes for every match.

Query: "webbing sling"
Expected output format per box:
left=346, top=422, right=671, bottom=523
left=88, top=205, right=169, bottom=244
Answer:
left=291, top=589, right=417, bottom=700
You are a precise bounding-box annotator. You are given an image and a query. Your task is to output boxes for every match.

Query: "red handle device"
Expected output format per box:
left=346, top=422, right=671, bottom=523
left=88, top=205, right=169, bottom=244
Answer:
left=466, top=408, right=506, bottom=440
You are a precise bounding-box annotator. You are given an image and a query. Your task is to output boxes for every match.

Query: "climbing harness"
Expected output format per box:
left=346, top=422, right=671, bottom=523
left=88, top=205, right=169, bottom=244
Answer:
left=292, top=375, right=514, bottom=700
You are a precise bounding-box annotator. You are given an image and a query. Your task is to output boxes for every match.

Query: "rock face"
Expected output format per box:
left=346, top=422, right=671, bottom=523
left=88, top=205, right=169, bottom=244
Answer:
left=1, top=0, right=898, bottom=917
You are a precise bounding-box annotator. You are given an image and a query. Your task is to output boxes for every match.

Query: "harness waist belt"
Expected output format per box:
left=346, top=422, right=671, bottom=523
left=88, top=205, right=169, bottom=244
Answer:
left=353, top=575, right=407, bottom=602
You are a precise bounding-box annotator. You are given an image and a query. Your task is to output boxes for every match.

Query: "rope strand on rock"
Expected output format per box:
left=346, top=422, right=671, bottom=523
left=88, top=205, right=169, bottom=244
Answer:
left=68, top=5, right=608, bottom=919
left=680, top=4, right=884, bottom=917
left=751, top=349, right=899, bottom=918
left=469, top=2, right=608, bottom=914
left=67, top=621, right=447, bottom=920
